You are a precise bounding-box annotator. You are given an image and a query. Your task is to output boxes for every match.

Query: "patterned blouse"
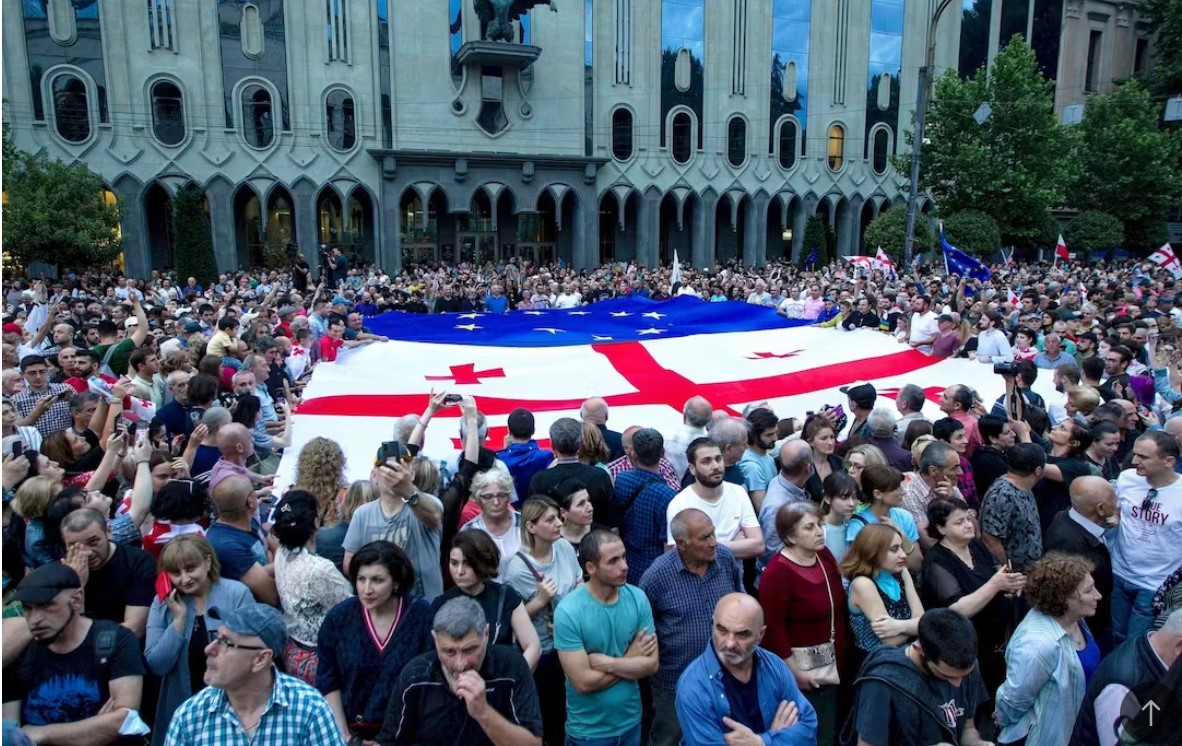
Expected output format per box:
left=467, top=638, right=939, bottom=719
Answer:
left=849, top=572, right=912, bottom=652
left=274, top=547, right=354, bottom=647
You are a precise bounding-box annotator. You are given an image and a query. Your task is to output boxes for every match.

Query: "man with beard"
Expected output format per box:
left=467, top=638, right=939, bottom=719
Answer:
left=59, top=508, right=156, bottom=640
left=2, top=563, right=144, bottom=746
left=973, top=311, right=1013, bottom=364
left=378, top=598, right=542, bottom=746
left=555, top=531, right=658, bottom=746
left=675, top=593, right=816, bottom=745
left=665, top=439, right=764, bottom=560
left=738, top=408, right=779, bottom=511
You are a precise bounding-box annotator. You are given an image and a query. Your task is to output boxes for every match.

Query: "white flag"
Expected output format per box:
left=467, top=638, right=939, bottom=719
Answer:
left=1149, top=243, right=1182, bottom=279
left=670, top=250, right=683, bottom=290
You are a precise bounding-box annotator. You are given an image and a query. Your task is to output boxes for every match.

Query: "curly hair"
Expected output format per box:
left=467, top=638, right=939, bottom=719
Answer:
left=293, top=437, right=346, bottom=519
left=579, top=421, right=611, bottom=465
left=1024, top=552, right=1096, bottom=617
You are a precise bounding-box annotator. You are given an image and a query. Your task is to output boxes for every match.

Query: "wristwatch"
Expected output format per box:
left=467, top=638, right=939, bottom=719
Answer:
left=402, top=490, right=421, bottom=507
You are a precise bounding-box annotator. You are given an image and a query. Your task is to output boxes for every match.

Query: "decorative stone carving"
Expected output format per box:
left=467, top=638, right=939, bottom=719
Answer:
left=876, top=72, right=891, bottom=111
left=675, top=48, right=692, bottom=92
left=782, top=61, right=797, bottom=102
left=474, top=0, right=557, bottom=43
left=241, top=4, right=264, bottom=59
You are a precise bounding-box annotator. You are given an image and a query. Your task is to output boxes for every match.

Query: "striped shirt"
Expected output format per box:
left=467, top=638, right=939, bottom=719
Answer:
left=164, top=667, right=344, bottom=746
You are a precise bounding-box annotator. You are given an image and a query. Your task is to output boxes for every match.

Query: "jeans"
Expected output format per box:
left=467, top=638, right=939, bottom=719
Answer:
left=564, top=724, right=642, bottom=746
left=1111, top=574, right=1156, bottom=645
left=650, top=686, right=682, bottom=746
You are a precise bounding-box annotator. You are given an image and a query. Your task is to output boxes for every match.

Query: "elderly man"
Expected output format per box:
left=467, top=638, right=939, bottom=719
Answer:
left=165, top=603, right=343, bottom=745
left=580, top=396, right=624, bottom=462
left=640, top=510, right=743, bottom=746
left=605, top=425, right=680, bottom=490
left=758, top=440, right=812, bottom=565
left=664, top=396, right=712, bottom=483
left=2, top=564, right=144, bottom=746
left=378, top=598, right=542, bottom=746
left=901, top=440, right=964, bottom=546
left=675, top=593, right=817, bottom=746
left=1034, top=332, right=1071, bottom=369
left=940, top=383, right=983, bottom=457
left=208, top=423, right=269, bottom=491
left=157, top=370, right=197, bottom=440
left=343, top=312, right=388, bottom=343
left=683, top=416, right=748, bottom=489
left=865, top=407, right=914, bottom=472
left=1045, top=476, right=1118, bottom=650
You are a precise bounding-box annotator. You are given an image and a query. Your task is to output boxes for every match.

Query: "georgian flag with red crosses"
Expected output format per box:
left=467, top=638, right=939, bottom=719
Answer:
left=274, top=297, right=1039, bottom=489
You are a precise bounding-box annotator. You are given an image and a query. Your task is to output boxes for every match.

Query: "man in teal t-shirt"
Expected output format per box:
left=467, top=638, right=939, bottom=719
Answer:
left=554, top=530, right=658, bottom=744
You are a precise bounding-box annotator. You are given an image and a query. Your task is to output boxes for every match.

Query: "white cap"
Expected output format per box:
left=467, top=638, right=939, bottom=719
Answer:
left=124, top=317, right=139, bottom=328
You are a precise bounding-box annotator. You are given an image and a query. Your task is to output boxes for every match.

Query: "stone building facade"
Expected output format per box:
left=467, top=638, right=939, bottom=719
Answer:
left=1, top=0, right=1158, bottom=276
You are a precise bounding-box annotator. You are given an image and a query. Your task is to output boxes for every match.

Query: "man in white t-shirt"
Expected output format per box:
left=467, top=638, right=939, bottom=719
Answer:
left=908, top=295, right=939, bottom=354
left=1110, top=431, right=1182, bottom=645
left=664, top=438, right=763, bottom=559
left=554, top=283, right=583, bottom=309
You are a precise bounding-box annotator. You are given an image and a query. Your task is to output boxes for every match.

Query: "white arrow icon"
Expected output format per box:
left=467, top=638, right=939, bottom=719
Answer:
left=1142, top=700, right=1159, bottom=727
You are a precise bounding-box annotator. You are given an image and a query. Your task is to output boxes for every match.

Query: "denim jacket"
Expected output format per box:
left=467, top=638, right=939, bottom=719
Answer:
left=995, top=609, right=1087, bottom=746
left=675, top=643, right=817, bottom=746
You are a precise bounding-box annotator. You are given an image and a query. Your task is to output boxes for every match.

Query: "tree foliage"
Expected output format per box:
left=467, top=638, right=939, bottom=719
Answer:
left=863, top=207, right=932, bottom=264
left=1064, top=210, right=1124, bottom=257
left=942, top=210, right=1001, bottom=257
left=1068, top=79, right=1182, bottom=250
left=899, top=39, right=1073, bottom=247
left=3, top=130, right=121, bottom=270
left=801, top=214, right=830, bottom=266
left=172, top=184, right=218, bottom=285
left=1138, top=0, right=1182, bottom=96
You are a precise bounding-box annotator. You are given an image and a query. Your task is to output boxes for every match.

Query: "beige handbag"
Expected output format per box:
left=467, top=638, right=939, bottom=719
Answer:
left=790, top=559, right=840, bottom=686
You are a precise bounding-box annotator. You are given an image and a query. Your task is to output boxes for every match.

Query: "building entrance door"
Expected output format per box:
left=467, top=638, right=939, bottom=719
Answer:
left=458, top=232, right=498, bottom=264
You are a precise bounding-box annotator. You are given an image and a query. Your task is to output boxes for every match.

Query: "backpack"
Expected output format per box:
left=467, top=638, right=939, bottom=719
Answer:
left=97, top=343, right=119, bottom=378
left=838, top=669, right=960, bottom=746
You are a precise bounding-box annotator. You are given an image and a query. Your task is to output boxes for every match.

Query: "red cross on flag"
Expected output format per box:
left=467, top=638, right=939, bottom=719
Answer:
left=272, top=298, right=1056, bottom=490
left=874, top=247, right=897, bottom=277
left=1149, top=243, right=1182, bottom=279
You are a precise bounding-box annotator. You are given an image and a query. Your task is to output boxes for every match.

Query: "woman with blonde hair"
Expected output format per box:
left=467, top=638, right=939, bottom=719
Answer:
left=14, top=475, right=62, bottom=567
left=293, top=436, right=347, bottom=521
left=1065, top=385, right=1101, bottom=421
left=843, top=443, right=886, bottom=486
left=460, top=466, right=521, bottom=579
left=145, top=534, right=252, bottom=745
left=317, top=479, right=379, bottom=574
left=579, top=420, right=611, bottom=468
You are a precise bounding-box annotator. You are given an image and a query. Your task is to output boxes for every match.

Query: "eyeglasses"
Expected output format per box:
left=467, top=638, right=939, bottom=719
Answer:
left=212, top=636, right=267, bottom=653
left=1142, top=488, right=1158, bottom=513
left=481, top=492, right=512, bottom=503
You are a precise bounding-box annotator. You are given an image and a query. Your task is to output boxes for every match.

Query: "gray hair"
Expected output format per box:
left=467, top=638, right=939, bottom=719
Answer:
left=458, top=409, right=489, bottom=443
left=242, top=354, right=264, bottom=371
left=394, top=414, right=419, bottom=444
left=670, top=508, right=710, bottom=542
left=919, top=440, right=956, bottom=474
left=708, top=417, right=748, bottom=450
left=201, top=406, right=232, bottom=431
left=867, top=408, right=898, bottom=438
left=683, top=397, right=713, bottom=429
left=469, top=463, right=514, bottom=499
left=898, top=384, right=926, bottom=413
left=549, top=417, right=583, bottom=457
left=432, top=597, right=487, bottom=639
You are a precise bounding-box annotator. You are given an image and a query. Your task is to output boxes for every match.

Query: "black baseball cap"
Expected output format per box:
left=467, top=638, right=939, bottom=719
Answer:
left=840, top=382, right=877, bottom=408
left=13, top=563, right=82, bottom=605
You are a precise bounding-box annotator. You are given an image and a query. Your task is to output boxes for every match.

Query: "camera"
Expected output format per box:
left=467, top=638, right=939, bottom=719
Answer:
left=375, top=440, right=413, bottom=467
left=993, top=361, right=1018, bottom=376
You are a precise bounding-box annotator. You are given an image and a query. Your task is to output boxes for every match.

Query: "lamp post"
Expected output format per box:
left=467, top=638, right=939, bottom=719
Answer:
left=904, top=0, right=954, bottom=269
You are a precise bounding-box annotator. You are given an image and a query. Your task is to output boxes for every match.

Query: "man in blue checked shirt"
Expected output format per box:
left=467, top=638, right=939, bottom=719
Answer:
left=164, top=604, right=344, bottom=746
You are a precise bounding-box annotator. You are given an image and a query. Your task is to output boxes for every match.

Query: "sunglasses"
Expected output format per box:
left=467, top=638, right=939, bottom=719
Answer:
left=1142, top=488, right=1158, bottom=513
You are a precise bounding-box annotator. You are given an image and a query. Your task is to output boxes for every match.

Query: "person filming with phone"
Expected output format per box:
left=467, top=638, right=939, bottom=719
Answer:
left=11, top=355, right=75, bottom=437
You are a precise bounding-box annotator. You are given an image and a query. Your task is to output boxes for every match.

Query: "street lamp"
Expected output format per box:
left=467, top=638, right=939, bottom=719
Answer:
left=904, top=0, right=955, bottom=269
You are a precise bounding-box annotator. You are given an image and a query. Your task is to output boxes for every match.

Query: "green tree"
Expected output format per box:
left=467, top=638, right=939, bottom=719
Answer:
left=1138, top=0, right=1182, bottom=96
left=942, top=210, right=1001, bottom=257
left=3, top=131, right=121, bottom=270
left=1068, top=79, right=1182, bottom=250
left=1064, top=210, right=1124, bottom=258
left=172, top=184, right=218, bottom=285
left=898, top=39, right=1073, bottom=247
left=801, top=214, right=830, bottom=266
left=863, top=207, right=932, bottom=264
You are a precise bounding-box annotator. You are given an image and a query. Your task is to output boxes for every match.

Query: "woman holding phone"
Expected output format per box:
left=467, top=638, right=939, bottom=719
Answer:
left=144, top=534, right=252, bottom=746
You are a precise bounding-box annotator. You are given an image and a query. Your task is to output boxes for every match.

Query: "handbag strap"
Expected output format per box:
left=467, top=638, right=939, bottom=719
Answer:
left=817, top=556, right=836, bottom=644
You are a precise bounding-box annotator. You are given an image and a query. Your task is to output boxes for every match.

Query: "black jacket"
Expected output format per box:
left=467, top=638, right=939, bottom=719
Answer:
left=1043, top=509, right=1113, bottom=639
left=842, top=310, right=881, bottom=330
left=1069, top=633, right=1165, bottom=746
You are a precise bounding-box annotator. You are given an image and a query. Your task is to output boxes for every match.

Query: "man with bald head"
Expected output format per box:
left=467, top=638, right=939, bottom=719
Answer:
left=606, top=425, right=680, bottom=490
left=665, top=396, right=713, bottom=482
left=207, top=474, right=278, bottom=605
left=580, top=396, right=624, bottom=461
left=758, top=440, right=813, bottom=567
left=208, top=422, right=263, bottom=492
left=676, top=593, right=816, bottom=745
left=1045, top=475, right=1118, bottom=650
left=640, top=510, right=743, bottom=746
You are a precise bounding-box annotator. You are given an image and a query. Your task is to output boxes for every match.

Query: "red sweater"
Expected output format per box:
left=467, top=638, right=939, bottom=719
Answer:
left=758, top=547, right=848, bottom=668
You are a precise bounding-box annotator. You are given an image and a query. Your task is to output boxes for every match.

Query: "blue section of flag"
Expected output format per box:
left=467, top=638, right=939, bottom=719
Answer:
left=805, top=248, right=817, bottom=266
left=941, top=229, right=992, bottom=282
left=363, top=296, right=809, bottom=348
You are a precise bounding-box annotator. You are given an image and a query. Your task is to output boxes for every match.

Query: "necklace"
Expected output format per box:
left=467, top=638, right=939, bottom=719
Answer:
left=785, top=545, right=818, bottom=567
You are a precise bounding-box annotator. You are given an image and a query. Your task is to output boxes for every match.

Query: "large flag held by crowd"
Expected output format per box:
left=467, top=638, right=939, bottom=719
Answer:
left=275, top=297, right=1031, bottom=489
left=1149, top=242, right=1182, bottom=280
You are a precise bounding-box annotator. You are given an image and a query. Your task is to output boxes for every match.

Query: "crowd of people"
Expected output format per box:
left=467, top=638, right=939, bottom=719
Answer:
left=2, top=251, right=1182, bottom=746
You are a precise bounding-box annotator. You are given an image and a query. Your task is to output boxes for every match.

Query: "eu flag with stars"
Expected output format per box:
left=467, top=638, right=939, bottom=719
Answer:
left=941, top=228, right=991, bottom=282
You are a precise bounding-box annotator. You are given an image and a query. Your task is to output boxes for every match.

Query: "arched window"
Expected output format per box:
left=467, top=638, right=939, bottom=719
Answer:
left=872, top=127, right=891, bottom=175
left=778, top=119, right=798, bottom=169
left=241, top=84, right=274, bottom=148
left=671, top=112, right=693, bottom=164
left=611, top=108, right=633, bottom=161
left=325, top=89, right=356, bottom=151
left=827, top=123, right=845, bottom=172
left=727, top=116, right=747, bottom=167
left=52, top=74, right=90, bottom=143
left=151, top=81, right=185, bottom=146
